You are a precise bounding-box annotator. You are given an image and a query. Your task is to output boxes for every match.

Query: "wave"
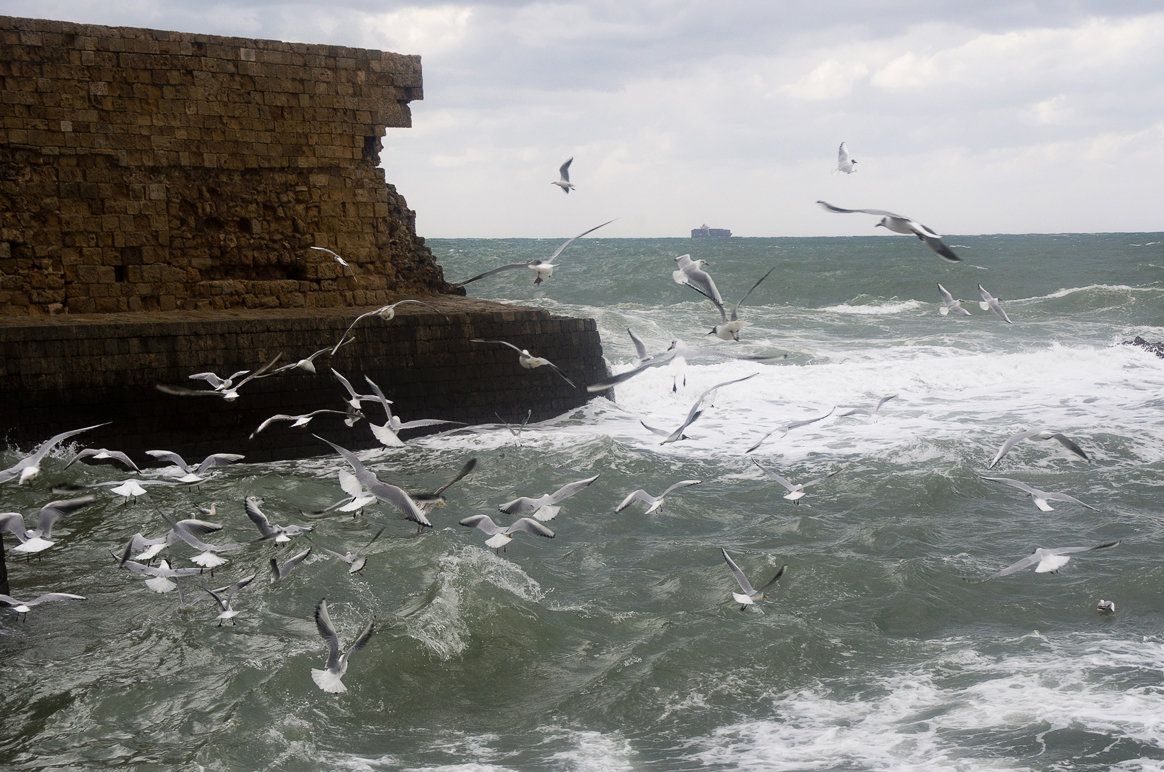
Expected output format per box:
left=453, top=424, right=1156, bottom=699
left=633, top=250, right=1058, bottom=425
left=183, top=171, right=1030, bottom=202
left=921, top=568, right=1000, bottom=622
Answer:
left=820, top=298, right=926, bottom=315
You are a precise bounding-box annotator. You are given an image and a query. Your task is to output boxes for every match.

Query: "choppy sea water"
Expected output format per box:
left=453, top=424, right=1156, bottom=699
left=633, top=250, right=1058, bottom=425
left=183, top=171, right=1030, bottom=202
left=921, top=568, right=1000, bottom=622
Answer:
left=2, top=233, right=1163, bottom=771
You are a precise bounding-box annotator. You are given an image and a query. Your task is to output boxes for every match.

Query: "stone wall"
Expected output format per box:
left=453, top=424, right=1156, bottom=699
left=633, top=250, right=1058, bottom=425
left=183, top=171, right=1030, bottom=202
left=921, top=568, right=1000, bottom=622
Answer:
left=0, top=15, right=459, bottom=315
left=0, top=299, right=610, bottom=463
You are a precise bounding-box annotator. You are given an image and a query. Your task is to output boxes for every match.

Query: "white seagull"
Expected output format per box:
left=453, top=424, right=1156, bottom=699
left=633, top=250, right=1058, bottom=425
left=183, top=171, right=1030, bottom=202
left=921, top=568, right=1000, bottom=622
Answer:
left=362, top=375, right=465, bottom=448
left=63, top=447, right=140, bottom=473
left=978, top=284, right=1013, bottom=324
left=746, top=407, right=835, bottom=454
left=974, top=541, right=1120, bottom=582
left=0, top=592, right=86, bottom=620
left=988, top=429, right=1090, bottom=469
left=307, top=469, right=378, bottom=516
left=551, top=157, right=575, bottom=193
left=642, top=373, right=758, bottom=445
left=204, top=573, right=257, bottom=625
left=751, top=459, right=840, bottom=503
left=145, top=450, right=245, bottom=483
left=309, top=245, right=359, bottom=281
left=458, top=219, right=615, bottom=286
left=690, top=267, right=775, bottom=342
left=270, top=547, right=313, bottom=582
left=122, top=517, right=225, bottom=562
left=156, top=355, right=281, bottom=401
left=249, top=409, right=351, bottom=440
left=319, top=527, right=384, bottom=575
left=0, top=423, right=108, bottom=485
left=472, top=338, right=577, bottom=389
left=332, top=300, right=444, bottom=354
left=499, top=473, right=600, bottom=522
left=159, top=512, right=250, bottom=572
left=312, top=598, right=374, bottom=693
left=839, top=394, right=898, bottom=418
left=836, top=141, right=857, bottom=174
left=615, top=479, right=701, bottom=514
left=459, top=514, right=555, bottom=550
left=271, top=338, right=353, bottom=375
left=721, top=548, right=787, bottom=610
left=116, top=542, right=204, bottom=594
left=937, top=283, right=971, bottom=316
left=672, top=255, right=725, bottom=309
left=817, top=200, right=960, bottom=263
left=245, top=496, right=313, bottom=542
left=0, top=496, right=96, bottom=554
left=314, top=435, right=433, bottom=529
left=979, top=476, right=1099, bottom=512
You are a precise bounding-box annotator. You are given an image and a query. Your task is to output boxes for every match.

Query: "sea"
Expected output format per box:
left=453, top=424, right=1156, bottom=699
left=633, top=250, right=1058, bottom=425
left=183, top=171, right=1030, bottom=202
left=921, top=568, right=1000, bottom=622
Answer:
left=2, top=232, right=1163, bottom=771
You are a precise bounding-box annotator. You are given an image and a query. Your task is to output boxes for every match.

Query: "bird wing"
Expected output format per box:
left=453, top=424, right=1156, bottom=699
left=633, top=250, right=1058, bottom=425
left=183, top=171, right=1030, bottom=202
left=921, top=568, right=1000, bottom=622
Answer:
left=627, top=327, right=649, bottom=361
left=816, top=200, right=903, bottom=218
left=558, top=157, right=573, bottom=181
left=34, top=496, right=96, bottom=536
left=471, top=338, right=524, bottom=356
left=427, top=458, right=479, bottom=498
left=547, top=218, right=617, bottom=261
left=615, top=490, right=653, bottom=512
left=145, top=449, right=190, bottom=471
left=342, top=619, right=375, bottom=663
left=1047, top=433, right=1090, bottom=462
left=660, top=479, right=701, bottom=497
left=757, top=564, right=788, bottom=592
left=721, top=549, right=756, bottom=596
left=731, top=267, right=775, bottom=321
left=508, top=517, right=555, bottom=538
left=0, top=513, right=30, bottom=541
left=980, top=476, right=1040, bottom=496
left=458, top=263, right=532, bottom=286
left=915, top=230, right=961, bottom=263
left=27, top=592, right=86, bottom=606
left=244, top=497, right=277, bottom=537
left=981, top=553, right=1042, bottom=581
left=750, top=458, right=796, bottom=491
left=315, top=599, right=342, bottom=669
left=1040, top=491, right=1098, bottom=511
left=988, top=429, right=1041, bottom=468
left=195, top=453, right=245, bottom=474
left=459, top=514, right=502, bottom=535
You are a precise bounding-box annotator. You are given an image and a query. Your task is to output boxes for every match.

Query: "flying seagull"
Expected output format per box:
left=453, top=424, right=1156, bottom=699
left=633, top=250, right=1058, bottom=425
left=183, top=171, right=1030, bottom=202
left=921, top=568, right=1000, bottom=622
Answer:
left=988, top=429, right=1090, bottom=469
left=673, top=255, right=725, bottom=310
left=0, top=592, right=86, bottom=620
left=319, top=527, right=384, bottom=575
left=309, top=245, right=359, bottom=281
left=471, top=338, right=577, bottom=389
left=746, top=407, right=835, bottom=454
left=271, top=338, right=353, bottom=375
left=158, top=512, right=250, bottom=573
left=839, top=394, right=898, bottom=418
left=156, top=355, right=281, bottom=401
left=0, top=495, right=96, bottom=554
left=552, top=157, right=575, bottom=193
left=249, top=409, right=351, bottom=440
left=458, top=219, right=615, bottom=286
left=269, top=547, right=313, bottom=582
left=973, top=541, right=1120, bottom=582
left=937, top=283, right=971, bottom=316
left=499, top=473, right=599, bottom=522
left=642, top=373, right=758, bottom=445
left=615, top=479, right=701, bottom=514
left=836, top=142, right=857, bottom=174
left=145, top=450, right=245, bottom=483
left=332, top=300, right=444, bottom=354
left=817, top=200, right=960, bottom=263
left=63, top=447, right=140, bottom=473
left=361, top=375, right=465, bottom=448
left=751, top=459, right=840, bottom=504
left=459, top=514, right=555, bottom=550
left=245, top=496, right=313, bottom=543
left=721, top=548, right=787, bottom=610
left=116, top=541, right=205, bottom=594
left=314, top=435, right=433, bottom=529
left=204, top=573, right=257, bottom=625
left=0, top=423, right=108, bottom=485
left=979, top=476, right=1098, bottom=512
left=686, top=267, right=775, bottom=342
left=312, top=598, right=374, bottom=693
left=978, top=284, right=1013, bottom=324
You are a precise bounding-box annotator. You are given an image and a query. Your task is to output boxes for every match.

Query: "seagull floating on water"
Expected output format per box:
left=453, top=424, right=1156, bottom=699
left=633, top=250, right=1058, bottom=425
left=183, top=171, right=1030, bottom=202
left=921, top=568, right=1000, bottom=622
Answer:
left=551, top=157, right=575, bottom=193
left=721, top=548, right=787, bottom=611
left=312, top=598, right=374, bottom=693
left=1097, top=599, right=1116, bottom=613
left=937, top=283, right=971, bottom=317
left=615, top=479, right=701, bottom=514
left=978, top=284, right=1013, bottom=324
left=458, top=219, right=615, bottom=286
left=0, top=423, right=108, bottom=485
left=817, top=200, right=960, bottom=263
left=973, top=541, right=1120, bottom=582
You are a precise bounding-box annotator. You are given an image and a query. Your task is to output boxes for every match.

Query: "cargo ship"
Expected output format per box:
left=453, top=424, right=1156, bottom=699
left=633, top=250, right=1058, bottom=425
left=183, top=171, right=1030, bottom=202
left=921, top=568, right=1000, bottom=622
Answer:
left=691, top=224, right=732, bottom=238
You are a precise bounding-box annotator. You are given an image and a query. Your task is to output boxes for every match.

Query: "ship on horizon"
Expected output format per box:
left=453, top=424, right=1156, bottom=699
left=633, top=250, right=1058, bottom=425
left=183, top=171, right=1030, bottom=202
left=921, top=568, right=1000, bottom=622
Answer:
left=691, top=223, right=732, bottom=238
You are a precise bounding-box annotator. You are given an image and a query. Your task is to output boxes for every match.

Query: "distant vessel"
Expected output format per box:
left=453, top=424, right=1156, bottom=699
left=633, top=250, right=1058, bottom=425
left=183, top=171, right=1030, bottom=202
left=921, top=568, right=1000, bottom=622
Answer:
left=691, top=224, right=732, bottom=238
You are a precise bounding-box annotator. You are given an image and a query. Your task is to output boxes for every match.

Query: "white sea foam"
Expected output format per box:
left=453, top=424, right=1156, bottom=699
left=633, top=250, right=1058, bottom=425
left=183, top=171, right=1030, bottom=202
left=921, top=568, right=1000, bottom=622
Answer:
left=820, top=299, right=926, bottom=315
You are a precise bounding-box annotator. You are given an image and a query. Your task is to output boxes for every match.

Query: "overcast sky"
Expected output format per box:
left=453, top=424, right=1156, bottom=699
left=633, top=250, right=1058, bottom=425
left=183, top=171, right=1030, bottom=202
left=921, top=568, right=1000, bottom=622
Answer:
left=8, top=2, right=1164, bottom=238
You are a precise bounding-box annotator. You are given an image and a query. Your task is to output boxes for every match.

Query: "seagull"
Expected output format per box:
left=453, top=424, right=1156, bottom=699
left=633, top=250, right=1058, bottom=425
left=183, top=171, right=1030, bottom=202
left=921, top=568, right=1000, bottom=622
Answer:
left=615, top=479, right=701, bottom=514
left=122, top=517, right=225, bottom=562
left=271, top=338, right=353, bottom=375
left=245, top=496, right=313, bottom=542
left=746, top=407, right=835, bottom=454
left=673, top=254, right=725, bottom=309
left=312, top=598, right=374, bottom=693
left=309, top=245, right=358, bottom=281
left=642, top=373, right=759, bottom=445
left=204, top=573, right=257, bottom=625
left=836, top=142, right=857, bottom=174
left=817, top=200, right=960, bottom=263
left=978, top=284, right=1013, bottom=324
left=413, top=457, right=479, bottom=514
left=159, top=512, right=250, bottom=572
left=988, top=429, right=1090, bottom=469
left=688, top=267, right=774, bottom=342
left=0, top=592, right=86, bottom=620
left=937, top=283, right=971, bottom=316
left=319, top=527, right=384, bottom=575
left=1097, top=599, right=1116, bottom=613
left=331, top=368, right=376, bottom=415
left=839, top=394, right=898, bottom=418
left=586, top=338, right=783, bottom=394
left=145, top=450, right=245, bottom=483
left=459, top=514, right=555, bottom=549
left=0, top=423, right=108, bottom=485
left=116, top=542, right=204, bottom=594
left=499, top=473, right=599, bottom=522
left=0, top=496, right=96, bottom=554
left=458, top=219, right=615, bottom=285
left=471, top=339, right=577, bottom=389
left=249, top=409, right=352, bottom=440
left=332, top=300, right=444, bottom=354
left=721, top=548, right=787, bottom=610
left=979, top=476, right=1099, bottom=512
left=270, top=547, right=313, bottom=582
left=307, top=469, right=378, bottom=516
left=314, top=435, right=432, bottom=529
left=60, top=476, right=187, bottom=504
left=63, top=447, right=140, bottom=473
left=362, top=375, right=465, bottom=448
left=551, top=157, right=575, bottom=193
left=156, top=355, right=281, bottom=401
left=751, top=459, right=841, bottom=503
left=974, top=541, right=1120, bottom=582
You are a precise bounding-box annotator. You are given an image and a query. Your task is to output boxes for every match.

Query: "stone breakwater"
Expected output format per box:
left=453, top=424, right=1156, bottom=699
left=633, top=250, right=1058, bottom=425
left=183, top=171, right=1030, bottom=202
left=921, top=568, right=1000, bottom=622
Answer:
left=0, top=298, right=611, bottom=464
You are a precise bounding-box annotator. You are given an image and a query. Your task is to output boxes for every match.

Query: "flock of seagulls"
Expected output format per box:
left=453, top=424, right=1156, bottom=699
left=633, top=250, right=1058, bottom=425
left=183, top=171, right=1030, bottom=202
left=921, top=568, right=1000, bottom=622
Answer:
left=1, top=145, right=1130, bottom=698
